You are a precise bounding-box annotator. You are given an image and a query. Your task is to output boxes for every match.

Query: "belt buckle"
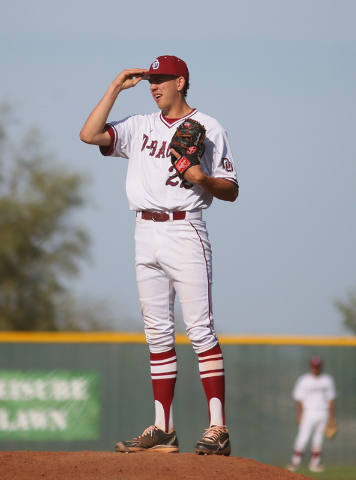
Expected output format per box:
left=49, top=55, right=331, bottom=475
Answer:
left=152, top=212, right=169, bottom=222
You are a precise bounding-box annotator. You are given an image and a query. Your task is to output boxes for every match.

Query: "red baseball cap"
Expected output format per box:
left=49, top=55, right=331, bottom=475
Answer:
left=143, top=55, right=189, bottom=81
left=310, top=356, right=323, bottom=367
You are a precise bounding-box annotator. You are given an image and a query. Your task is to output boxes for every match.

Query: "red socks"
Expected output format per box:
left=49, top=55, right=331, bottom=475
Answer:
left=198, top=344, right=225, bottom=426
left=150, top=349, right=177, bottom=432
left=150, top=345, right=226, bottom=431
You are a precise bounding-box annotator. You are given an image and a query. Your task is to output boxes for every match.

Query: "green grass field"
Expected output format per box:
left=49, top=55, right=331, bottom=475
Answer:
left=290, top=465, right=356, bottom=480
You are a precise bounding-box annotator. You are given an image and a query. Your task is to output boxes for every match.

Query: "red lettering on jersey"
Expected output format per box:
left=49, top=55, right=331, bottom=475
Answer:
left=222, top=158, right=233, bottom=172
left=166, top=166, right=179, bottom=186
left=141, top=134, right=149, bottom=151
left=146, top=140, right=157, bottom=156
left=155, top=141, right=167, bottom=158
left=166, top=143, right=171, bottom=157
left=180, top=179, right=193, bottom=190
left=165, top=166, right=193, bottom=189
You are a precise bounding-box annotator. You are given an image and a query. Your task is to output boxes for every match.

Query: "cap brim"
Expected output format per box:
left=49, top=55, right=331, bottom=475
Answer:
left=141, top=72, right=188, bottom=81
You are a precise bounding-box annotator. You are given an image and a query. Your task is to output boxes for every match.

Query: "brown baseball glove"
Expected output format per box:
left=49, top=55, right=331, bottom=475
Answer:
left=170, top=119, right=206, bottom=179
left=325, top=417, right=338, bottom=439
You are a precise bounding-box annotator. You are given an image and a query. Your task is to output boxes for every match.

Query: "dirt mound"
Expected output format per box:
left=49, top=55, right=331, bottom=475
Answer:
left=0, top=451, right=312, bottom=479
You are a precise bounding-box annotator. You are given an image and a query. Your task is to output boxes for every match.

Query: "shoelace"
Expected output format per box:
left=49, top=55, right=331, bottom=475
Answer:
left=202, top=425, right=228, bottom=441
left=135, top=425, right=156, bottom=439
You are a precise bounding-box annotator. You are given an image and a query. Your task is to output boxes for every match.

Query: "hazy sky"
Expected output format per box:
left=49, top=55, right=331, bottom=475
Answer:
left=1, top=0, right=355, bottom=335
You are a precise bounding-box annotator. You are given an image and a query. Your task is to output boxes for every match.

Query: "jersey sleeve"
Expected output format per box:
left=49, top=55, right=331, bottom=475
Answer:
left=292, top=376, right=306, bottom=401
left=99, top=117, right=133, bottom=159
left=203, top=123, right=238, bottom=186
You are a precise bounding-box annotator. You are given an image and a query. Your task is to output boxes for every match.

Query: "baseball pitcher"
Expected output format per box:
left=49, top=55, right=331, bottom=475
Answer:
left=80, top=55, right=239, bottom=455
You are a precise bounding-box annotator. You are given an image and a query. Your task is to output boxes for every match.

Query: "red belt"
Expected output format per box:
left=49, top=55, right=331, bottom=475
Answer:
left=140, top=211, right=186, bottom=222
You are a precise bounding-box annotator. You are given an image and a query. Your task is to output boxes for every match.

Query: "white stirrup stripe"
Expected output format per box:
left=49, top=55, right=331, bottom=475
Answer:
left=198, top=354, right=223, bottom=362
left=199, top=354, right=223, bottom=363
left=200, top=371, right=224, bottom=379
left=151, top=373, right=177, bottom=380
left=150, top=356, right=177, bottom=365
left=199, top=359, right=224, bottom=372
left=151, top=363, right=178, bottom=374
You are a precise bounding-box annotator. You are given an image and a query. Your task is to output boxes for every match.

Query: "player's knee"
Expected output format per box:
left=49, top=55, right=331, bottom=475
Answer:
left=148, top=343, right=175, bottom=354
left=145, top=331, right=175, bottom=353
left=188, top=332, right=219, bottom=355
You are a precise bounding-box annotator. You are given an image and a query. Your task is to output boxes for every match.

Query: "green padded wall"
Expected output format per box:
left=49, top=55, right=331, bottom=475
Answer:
left=0, top=338, right=355, bottom=465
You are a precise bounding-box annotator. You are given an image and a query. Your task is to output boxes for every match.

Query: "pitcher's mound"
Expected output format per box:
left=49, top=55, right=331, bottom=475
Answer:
left=0, top=451, right=312, bottom=479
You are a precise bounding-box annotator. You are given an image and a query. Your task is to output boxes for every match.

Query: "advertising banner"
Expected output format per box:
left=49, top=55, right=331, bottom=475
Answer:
left=0, top=371, right=100, bottom=440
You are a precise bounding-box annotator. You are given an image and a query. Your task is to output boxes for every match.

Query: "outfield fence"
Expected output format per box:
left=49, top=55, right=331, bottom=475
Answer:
left=0, top=333, right=355, bottom=464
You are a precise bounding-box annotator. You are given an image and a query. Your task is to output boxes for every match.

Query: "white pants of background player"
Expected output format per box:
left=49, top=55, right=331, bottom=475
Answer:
left=292, top=410, right=329, bottom=467
left=135, top=215, right=219, bottom=354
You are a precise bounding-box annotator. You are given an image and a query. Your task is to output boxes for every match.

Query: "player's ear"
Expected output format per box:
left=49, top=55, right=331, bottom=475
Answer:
left=176, top=76, right=186, bottom=92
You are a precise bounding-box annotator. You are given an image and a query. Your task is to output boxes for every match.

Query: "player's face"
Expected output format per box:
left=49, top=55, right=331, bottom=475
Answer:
left=149, top=75, right=181, bottom=113
left=311, top=365, right=321, bottom=376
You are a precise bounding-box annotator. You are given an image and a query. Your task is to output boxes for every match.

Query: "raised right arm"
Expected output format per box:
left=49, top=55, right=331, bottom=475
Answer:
left=80, top=68, right=149, bottom=146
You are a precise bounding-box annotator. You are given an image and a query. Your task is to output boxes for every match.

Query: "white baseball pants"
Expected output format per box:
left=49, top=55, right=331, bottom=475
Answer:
left=134, top=216, right=219, bottom=354
left=294, top=410, right=329, bottom=452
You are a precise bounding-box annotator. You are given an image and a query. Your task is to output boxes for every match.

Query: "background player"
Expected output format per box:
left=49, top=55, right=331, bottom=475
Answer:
left=287, top=356, right=336, bottom=472
left=80, top=55, right=239, bottom=455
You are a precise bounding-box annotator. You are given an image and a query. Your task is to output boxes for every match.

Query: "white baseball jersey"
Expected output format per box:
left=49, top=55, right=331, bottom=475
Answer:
left=100, top=108, right=238, bottom=212
left=292, top=373, right=336, bottom=411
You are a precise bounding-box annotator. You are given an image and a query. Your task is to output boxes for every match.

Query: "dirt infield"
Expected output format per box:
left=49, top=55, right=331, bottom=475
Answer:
left=0, top=451, right=312, bottom=480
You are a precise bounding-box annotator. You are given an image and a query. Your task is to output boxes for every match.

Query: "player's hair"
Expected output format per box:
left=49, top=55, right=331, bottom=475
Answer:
left=182, top=79, right=190, bottom=98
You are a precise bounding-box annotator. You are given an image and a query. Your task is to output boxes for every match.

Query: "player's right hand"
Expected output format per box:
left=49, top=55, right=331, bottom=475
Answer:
left=113, top=69, right=149, bottom=91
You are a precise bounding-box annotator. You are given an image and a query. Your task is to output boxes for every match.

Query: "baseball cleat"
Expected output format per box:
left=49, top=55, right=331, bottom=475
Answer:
left=286, top=463, right=299, bottom=472
left=115, top=425, right=179, bottom=453
left=194, top=425, right=231, bottom=456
